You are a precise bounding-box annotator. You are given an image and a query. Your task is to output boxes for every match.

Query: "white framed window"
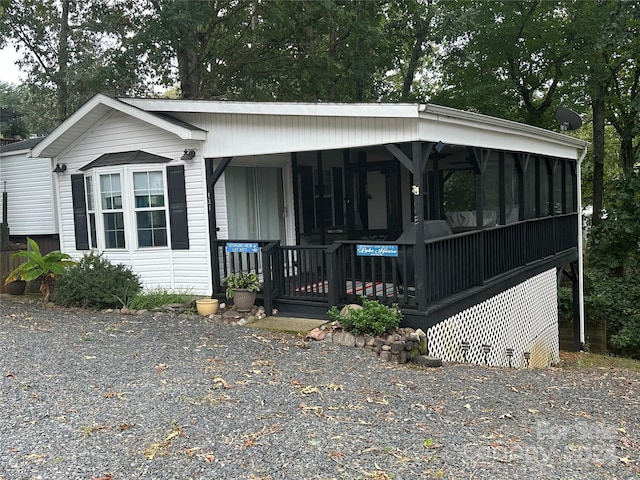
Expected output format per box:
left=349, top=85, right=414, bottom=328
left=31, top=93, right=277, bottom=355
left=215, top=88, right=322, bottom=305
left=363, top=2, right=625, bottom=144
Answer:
left=100, top=173, right=126, bottom=249
left=85, top=175, right=98, bottom=249
left=77, top=160, right=187, bottom=252
left=133, top=171, right=168, bottom=248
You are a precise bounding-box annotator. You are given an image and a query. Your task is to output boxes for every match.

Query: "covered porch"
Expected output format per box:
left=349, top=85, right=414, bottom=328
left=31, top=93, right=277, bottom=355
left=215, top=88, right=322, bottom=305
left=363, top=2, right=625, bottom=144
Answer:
left=206, top=135, right=582, bottom=333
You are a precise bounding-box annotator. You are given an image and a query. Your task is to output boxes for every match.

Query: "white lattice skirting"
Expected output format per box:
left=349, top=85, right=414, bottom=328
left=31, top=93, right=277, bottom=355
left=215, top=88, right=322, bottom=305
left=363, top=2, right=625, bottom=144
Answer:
left=427, top=268, right=559, bottom=368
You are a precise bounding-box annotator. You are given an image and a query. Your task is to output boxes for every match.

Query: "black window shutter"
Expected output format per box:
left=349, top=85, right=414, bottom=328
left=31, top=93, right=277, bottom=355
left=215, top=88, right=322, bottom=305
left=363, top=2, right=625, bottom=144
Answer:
left=71, top=174, right=90, bottom=250
left=167, top=165, right=190, bottom=249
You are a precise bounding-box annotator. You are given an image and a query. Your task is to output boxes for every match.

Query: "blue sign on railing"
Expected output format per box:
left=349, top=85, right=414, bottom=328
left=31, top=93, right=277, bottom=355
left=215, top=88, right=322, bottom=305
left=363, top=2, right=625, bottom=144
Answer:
left=356, top=244, right=398, bottom=257
left=226, top=242, right=259, bottom=253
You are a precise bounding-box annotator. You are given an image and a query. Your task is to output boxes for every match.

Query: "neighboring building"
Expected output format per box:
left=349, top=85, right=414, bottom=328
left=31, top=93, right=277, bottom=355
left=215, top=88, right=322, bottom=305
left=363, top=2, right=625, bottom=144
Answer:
left=31, top=94, right=588, bottom=367
left=0, top=137, right=59, bottom=251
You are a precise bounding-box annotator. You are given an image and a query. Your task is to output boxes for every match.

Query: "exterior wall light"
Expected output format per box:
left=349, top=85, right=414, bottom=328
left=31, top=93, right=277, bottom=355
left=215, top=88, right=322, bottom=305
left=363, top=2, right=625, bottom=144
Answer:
left=181, top=149, right=196, bottom=161
left=53, top=163, right=67, bottom=173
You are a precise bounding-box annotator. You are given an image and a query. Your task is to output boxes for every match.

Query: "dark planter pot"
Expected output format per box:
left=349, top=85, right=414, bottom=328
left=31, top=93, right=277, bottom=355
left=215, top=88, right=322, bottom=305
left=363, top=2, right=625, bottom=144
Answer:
left=5, top=280, right=26, bottom=295
left=232, top=289, right=257, bottom=312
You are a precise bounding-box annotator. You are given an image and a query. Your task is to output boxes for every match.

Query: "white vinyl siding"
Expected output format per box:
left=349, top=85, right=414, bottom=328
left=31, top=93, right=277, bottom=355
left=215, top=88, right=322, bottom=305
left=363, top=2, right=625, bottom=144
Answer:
left=0, top=150, right=57, bottom=235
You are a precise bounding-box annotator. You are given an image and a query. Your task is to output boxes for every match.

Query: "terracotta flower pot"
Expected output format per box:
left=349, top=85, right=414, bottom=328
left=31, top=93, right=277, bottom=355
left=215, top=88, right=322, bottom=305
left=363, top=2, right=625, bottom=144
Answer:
left=196, top=298, right=219, bottom=316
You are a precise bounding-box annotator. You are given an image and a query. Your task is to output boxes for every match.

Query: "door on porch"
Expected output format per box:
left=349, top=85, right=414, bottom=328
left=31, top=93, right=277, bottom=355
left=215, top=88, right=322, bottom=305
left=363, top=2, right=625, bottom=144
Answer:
left=225, top=166, right=286, bottom=241
left=346, top=160, right=403, bottom=241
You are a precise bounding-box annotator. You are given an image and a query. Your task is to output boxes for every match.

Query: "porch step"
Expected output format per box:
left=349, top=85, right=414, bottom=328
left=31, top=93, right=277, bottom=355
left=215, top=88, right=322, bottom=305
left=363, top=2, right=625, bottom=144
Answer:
left=249, top=316, right=328, bottom=335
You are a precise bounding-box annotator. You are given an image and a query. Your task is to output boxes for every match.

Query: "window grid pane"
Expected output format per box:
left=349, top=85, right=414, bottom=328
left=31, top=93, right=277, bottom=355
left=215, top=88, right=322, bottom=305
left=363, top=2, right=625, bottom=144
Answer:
left=100, top=173, right=125, bottom=249
left=104, top=212, right=125, bottom=248
left=134, top=171, right=167, bottom=248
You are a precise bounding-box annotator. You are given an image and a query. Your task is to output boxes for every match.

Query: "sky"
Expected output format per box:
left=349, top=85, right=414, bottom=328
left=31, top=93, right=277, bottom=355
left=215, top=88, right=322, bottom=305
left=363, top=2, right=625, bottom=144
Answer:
left=0, top=45, right=25, bottom=85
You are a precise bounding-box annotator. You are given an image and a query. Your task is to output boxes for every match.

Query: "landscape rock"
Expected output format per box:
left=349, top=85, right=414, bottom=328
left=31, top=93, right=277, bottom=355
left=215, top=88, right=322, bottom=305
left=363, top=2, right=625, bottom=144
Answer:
left=413, top=355, right=443, bottom=368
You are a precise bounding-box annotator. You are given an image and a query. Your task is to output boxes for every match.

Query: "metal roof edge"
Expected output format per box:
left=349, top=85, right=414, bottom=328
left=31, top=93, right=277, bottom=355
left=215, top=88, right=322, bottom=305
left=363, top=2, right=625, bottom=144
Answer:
left=119, top=98, right=422, bottom=118
left=421, top=104, right=589, bottom=149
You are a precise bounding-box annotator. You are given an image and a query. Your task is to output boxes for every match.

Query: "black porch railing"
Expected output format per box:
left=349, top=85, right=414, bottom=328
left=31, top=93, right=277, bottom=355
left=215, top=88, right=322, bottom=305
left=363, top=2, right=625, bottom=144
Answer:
left=211, top=213, right=578, bottom=312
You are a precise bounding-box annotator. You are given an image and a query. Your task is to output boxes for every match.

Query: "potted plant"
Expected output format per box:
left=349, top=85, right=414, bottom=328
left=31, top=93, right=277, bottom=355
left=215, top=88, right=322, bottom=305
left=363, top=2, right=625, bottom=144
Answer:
left=3, top=237, right=76, bottom=303
left=3, top=277, right=26, bottom=295
left=222, top=271, right=261, bottom=312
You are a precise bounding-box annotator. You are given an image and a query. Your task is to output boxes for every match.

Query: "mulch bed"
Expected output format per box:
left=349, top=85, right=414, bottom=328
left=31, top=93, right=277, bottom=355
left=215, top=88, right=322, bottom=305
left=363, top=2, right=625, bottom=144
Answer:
left=1, top=297, right=639, bottom=479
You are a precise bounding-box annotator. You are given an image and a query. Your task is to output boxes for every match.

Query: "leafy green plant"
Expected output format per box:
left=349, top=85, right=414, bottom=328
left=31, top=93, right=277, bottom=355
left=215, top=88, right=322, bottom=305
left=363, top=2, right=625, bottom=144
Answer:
left=328, top=297, right=402, bottom=336
left=222, top=271, right=261, bottom=299
left=127, top=288, right=196, bottom=310
left=4, top=237, right=76, bottom=303
left=52, top=252, right=141, bottom=309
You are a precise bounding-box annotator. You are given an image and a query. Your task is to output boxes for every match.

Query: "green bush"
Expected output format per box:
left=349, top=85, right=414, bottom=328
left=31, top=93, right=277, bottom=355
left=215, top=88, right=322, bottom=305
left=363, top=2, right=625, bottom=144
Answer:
left=52, top=253, right=141, bottom=309
left=328, top=297, right=402, bottom=336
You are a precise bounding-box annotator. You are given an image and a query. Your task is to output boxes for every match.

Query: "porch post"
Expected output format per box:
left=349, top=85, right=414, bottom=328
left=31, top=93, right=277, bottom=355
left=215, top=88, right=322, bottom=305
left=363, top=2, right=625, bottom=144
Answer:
left=412, top=142, right=428, bottom=310
left=206, top=157, right=233, bottom=295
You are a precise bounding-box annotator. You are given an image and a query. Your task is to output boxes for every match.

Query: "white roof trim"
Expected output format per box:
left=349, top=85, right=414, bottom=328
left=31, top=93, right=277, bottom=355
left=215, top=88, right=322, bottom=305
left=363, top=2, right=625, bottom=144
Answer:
left=32, top=94, right=207, bottom=158
left=120, top=97, right=422, bottom=118
left=422, top=104, right=587, bottom=149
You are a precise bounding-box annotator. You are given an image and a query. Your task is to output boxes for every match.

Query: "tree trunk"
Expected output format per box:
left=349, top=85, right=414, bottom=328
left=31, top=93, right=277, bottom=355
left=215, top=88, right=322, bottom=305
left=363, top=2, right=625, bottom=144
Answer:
left=57, top=0, right=70, bottom=124
left=619, top=135, right=635, bottom=175
left=401, top=30, right=428, bottom=101
left=592, top=82, right=606, bottom=227
left=177, top=46, right=201, bottom=100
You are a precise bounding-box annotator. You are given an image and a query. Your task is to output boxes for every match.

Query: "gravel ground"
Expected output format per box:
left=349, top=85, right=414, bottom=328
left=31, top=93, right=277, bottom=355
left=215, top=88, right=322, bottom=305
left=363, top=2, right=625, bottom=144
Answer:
left=1, top=298, right=639, bottom=480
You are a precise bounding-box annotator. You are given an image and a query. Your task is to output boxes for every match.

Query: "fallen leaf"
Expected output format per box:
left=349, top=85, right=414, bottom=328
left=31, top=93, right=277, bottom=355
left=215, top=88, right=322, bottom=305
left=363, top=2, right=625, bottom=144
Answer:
left=500, top=413, right=515, bottom=419
left=324, top=383, right=344, bottom=391
left=212, top=377, right=229, bottom=389
left=527, top=409, right=539, bottom=414
left=619, top=456, right=632, bottom=465
left=300, top=385, right=320, bottom=395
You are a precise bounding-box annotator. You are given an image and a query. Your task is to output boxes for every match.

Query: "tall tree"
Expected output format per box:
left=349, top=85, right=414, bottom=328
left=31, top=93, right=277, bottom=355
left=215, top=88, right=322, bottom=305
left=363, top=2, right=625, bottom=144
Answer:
left=434, top=0, right=575, bottom=128
left=134, top=0, right=258, bottom=100
left=0, top=0, right=146, bottom=130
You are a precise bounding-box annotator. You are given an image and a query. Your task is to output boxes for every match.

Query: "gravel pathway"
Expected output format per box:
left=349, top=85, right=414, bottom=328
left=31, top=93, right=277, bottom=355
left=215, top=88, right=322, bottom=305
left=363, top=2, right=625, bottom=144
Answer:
left=1, top=298, right=639, bottom=480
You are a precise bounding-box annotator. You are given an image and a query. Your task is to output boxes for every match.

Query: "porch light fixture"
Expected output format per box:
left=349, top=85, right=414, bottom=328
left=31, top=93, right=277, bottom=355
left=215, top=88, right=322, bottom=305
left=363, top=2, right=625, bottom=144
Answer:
left=481, top=344, right=491, bottom=365
left=523, top=351, right=531, bottom=368
left=181, top=149, right=196, bottom=161
left=460, top=340, right=470, bottom=363
left=53, top=163, right=67, bottom=174
left=434, top=141, right=445, bottom=153
left=506, top=348, right=514, bottom=368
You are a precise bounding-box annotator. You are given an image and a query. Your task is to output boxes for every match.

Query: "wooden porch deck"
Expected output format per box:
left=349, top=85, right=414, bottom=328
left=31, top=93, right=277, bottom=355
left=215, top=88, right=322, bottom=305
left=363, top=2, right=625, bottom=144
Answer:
left=210, top=213, right=578, bottom=326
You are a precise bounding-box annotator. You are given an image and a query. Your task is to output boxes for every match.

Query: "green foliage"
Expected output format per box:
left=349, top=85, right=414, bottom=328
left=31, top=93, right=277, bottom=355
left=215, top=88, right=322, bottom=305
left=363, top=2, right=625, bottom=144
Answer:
left=557, top=287, right=574, bottom=325
left=4, top=237, right=76, bottom=302
left=222, top=271, right=261, bottom=299
left=588, top=171, right=640, bottom=274
left=52, top=252, right=141, bottom=309
left=127, top=289, right=196, bottom=310
left=328, top=297, right=402, bottom=336
left=581, top=268, right=640, bottom=359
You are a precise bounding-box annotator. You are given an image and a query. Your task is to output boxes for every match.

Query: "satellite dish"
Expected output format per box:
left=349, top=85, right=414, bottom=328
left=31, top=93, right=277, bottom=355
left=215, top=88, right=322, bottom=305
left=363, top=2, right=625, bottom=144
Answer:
left=555, top=107, right=583, bottom=132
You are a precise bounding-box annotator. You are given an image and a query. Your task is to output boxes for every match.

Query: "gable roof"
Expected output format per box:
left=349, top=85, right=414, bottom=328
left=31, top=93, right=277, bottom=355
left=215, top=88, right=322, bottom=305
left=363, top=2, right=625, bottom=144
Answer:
left=31, top=94, right=207, bottom=159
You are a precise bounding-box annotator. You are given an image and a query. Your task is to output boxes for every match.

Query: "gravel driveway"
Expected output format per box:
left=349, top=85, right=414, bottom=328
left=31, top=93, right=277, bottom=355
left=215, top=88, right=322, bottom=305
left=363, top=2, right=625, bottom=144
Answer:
left=1, top=298, right=639, bottom=480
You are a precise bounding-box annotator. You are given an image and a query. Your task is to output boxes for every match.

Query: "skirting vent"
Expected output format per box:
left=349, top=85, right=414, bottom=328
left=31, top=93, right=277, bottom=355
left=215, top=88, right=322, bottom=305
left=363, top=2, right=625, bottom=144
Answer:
left=427, top=268, right=559, bottom=368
